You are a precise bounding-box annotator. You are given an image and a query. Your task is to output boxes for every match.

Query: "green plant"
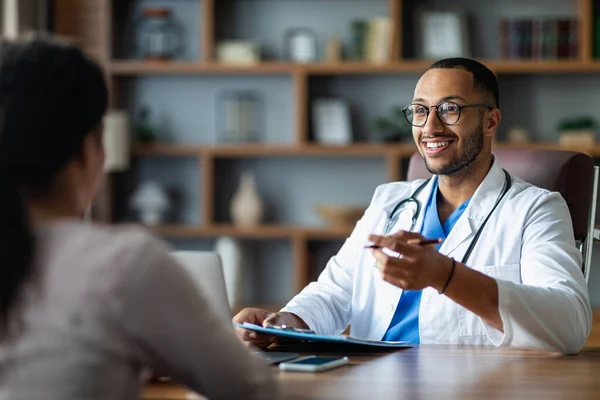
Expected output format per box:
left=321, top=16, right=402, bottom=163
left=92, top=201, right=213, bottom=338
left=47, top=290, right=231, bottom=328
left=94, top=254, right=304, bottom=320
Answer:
left=135, top=106, right=157, bottom=143
left=372, top=105, right=412, bottom=142
left=557, top=115, right=598, bottom=131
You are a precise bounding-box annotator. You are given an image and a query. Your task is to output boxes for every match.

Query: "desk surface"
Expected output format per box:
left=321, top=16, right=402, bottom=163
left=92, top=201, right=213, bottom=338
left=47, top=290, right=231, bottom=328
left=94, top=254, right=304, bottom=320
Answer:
left=143, top=345, right=600, bottom=399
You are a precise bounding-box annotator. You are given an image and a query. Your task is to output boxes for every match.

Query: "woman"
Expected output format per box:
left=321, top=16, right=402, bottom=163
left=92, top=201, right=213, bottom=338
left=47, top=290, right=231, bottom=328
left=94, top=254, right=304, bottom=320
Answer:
left=0, top=35, right=278, bottom=399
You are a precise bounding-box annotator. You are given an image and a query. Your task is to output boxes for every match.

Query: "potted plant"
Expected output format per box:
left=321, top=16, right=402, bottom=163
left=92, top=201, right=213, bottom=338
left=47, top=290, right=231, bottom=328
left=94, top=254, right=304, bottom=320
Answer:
left=558, top=116, right=597, bottom=146
left=372, top=105, right=413, bottom=143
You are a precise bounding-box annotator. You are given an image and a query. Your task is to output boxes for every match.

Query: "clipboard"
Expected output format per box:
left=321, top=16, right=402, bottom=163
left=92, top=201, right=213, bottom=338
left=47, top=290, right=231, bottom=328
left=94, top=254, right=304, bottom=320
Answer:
left=234, top=322, right=411, bottom=348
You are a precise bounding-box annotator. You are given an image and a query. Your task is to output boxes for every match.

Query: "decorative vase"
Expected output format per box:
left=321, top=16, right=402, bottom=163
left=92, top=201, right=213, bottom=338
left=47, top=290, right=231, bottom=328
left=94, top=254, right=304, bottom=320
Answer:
left=103, top=110, right=131, bottom=172
left=214, top=236, right=243, bottom=309
left=230, top=171, right=264, bottom=227
left=130, top=181, right=170, bottom=225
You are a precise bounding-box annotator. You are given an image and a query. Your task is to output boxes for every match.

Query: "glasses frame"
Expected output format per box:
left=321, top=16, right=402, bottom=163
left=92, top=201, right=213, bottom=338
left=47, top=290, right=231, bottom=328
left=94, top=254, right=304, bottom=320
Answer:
left=401, top=101, right=494, bottom=127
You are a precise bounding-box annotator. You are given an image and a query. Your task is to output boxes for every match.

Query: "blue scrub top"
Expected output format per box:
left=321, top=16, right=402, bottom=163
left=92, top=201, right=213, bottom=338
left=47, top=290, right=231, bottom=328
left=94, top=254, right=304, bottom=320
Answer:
left=382, top=179, right=471, bottom=343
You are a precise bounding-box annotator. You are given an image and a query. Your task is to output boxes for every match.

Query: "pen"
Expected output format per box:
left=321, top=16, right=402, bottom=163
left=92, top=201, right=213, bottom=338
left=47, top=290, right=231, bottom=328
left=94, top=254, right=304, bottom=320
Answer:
left=363, top=238, right=442, bottom=249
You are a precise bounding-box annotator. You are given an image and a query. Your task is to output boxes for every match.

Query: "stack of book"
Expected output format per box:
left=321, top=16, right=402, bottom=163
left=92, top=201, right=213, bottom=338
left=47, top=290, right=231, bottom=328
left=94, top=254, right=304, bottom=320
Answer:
left=499, top=18, right=578, bottom=60
left=349, top=17, right=392, bottom=63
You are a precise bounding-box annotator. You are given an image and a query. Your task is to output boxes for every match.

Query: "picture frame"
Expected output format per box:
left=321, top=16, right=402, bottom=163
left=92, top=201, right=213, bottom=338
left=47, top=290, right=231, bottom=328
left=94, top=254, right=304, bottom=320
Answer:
left=311, top=98, right=352, bottom=145
left=415, top=9, right=470, bottom=60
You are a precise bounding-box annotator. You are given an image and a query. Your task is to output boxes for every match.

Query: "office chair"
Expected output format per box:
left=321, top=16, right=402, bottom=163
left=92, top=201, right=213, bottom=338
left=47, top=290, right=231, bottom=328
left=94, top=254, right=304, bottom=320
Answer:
left=406, top=148, right=599, bottom=285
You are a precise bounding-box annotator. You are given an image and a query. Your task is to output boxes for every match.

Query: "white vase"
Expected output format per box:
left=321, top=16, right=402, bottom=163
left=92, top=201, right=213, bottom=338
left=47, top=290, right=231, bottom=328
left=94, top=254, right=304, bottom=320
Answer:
left=103, top=110, right=130, bottom=172
left=214, top=236, right=243, bottom=308
left=230, top=171, right=264, bottom=227
left=130, top=181, right=170, bottom=225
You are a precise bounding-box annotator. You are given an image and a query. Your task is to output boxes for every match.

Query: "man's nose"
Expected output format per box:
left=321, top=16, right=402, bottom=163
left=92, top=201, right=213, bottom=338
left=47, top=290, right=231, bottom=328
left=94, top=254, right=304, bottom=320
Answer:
left=421, top=108, right=444, bottom=136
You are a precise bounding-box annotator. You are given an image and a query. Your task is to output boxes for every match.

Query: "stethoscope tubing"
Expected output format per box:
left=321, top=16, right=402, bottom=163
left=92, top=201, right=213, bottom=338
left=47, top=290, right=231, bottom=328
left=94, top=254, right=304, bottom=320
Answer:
left=384, top=169, right=512, bottom=265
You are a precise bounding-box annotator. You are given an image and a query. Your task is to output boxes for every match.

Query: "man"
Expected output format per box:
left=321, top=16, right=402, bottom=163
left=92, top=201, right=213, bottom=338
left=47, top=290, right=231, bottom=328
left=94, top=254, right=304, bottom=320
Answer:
left=233, top=58, right=592, bottom=354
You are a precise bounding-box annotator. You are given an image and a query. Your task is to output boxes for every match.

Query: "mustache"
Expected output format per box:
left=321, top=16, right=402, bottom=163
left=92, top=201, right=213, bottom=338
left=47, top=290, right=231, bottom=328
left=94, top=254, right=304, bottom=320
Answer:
left=420, top=135, right=456, bottom=141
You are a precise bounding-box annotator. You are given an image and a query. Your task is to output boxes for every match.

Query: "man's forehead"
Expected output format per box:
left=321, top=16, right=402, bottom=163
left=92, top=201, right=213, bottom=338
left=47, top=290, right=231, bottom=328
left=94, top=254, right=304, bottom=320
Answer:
left=413, top=68, right=475, bottom=102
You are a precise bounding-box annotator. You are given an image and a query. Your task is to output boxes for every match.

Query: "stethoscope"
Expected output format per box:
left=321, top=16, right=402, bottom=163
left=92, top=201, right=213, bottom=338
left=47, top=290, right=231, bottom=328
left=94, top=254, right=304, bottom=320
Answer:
left=384, top=169, right=512, bottom=264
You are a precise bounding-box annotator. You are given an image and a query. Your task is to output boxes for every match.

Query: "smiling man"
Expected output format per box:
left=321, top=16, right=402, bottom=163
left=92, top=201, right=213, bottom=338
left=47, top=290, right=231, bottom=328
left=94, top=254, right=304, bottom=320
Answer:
left=233, top=58, right=592, bottom=354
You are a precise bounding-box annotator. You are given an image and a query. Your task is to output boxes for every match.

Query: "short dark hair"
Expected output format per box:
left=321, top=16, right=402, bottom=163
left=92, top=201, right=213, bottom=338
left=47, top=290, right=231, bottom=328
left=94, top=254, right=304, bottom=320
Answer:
left=428, top=57, right=499, bottom=108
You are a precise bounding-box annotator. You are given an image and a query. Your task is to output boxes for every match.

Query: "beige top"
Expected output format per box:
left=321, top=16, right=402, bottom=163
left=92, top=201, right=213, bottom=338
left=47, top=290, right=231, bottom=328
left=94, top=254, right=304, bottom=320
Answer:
left=0, top=219, right=279, bottom=400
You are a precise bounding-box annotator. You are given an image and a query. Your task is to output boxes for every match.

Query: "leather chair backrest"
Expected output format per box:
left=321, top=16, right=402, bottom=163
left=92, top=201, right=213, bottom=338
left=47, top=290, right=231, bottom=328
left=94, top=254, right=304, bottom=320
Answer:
left=406, top=148, right=595, bottom=241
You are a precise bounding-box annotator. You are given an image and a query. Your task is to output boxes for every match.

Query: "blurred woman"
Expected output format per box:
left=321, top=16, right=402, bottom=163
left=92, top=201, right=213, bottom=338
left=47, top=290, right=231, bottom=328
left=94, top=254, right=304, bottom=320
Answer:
left=0, top=34, right=278, bottom=400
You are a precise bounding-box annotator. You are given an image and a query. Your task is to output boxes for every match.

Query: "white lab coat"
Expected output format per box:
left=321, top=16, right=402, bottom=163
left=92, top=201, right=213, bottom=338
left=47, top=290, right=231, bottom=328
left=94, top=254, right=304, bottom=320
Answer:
left=282, top=157, right=592, bottom=354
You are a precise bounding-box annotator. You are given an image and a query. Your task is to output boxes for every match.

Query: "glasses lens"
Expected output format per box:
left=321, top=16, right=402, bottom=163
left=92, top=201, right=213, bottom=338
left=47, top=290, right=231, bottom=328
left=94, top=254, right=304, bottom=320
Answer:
left=405, top=104, right=428, bottom=126
left=437, top=102, right=460, bottom=125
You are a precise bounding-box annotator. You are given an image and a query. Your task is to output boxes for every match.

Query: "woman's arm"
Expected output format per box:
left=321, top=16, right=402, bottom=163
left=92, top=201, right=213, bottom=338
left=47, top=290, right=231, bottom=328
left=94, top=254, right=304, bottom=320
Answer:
left=111, top=233, right=279, bottom=400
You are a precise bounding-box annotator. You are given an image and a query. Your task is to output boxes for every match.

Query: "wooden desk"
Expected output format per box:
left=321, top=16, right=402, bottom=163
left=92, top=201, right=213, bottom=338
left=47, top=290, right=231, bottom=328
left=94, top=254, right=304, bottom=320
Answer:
left=143, top=345, right=600, bottom=399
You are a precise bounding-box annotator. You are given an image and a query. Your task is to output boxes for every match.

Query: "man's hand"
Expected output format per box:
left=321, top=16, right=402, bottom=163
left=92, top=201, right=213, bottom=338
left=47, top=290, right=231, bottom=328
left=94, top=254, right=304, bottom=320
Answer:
left=368, top=231, right=502, bottom=330
left=232, top=308, right=309, bottom=349
left=367, top=231, right=453, bottom=292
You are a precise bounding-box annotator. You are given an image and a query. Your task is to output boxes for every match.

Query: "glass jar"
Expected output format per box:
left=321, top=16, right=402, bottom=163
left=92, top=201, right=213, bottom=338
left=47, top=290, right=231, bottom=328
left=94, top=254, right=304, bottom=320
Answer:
left=218, top=90, right=264, bottom=143
left=133, top=7, right=183, bottom=61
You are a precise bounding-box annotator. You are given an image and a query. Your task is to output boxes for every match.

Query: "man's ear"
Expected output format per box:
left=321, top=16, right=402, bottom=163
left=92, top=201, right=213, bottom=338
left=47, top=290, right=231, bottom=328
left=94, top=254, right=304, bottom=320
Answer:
left=484, top=108, right=501, bottom=138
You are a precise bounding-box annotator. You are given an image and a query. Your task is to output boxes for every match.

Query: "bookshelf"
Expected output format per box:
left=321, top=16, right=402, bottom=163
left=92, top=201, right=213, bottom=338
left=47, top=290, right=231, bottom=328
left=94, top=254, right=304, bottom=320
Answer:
left=54, top=0, right=600, bottom=308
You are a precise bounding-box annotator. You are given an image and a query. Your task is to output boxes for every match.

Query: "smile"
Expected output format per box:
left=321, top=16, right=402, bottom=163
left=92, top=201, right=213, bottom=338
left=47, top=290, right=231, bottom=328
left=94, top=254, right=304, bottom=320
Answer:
left=426, top=141, right=451, bottom=149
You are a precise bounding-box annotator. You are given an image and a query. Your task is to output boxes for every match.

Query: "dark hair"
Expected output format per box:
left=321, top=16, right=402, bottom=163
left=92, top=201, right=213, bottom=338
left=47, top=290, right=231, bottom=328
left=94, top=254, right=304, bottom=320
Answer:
left=428, top=57, right=499, bottom=108
left=0, top=34, right=108, bottom=335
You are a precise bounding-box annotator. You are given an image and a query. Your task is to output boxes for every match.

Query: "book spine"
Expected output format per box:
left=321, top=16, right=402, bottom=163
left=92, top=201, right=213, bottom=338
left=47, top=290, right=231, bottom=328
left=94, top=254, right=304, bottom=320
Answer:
left=350, top=19, right=368, bottom=61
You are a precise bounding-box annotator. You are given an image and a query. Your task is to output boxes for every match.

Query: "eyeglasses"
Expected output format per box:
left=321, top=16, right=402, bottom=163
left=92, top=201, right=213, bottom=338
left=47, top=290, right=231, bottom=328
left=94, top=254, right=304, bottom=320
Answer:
left=402, top=101, right=494, bottom=127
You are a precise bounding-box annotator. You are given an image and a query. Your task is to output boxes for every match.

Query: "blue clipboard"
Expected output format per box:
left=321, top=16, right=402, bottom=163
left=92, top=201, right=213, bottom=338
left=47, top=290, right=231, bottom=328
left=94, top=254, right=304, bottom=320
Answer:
left=234, top=322, right=411, bottom=348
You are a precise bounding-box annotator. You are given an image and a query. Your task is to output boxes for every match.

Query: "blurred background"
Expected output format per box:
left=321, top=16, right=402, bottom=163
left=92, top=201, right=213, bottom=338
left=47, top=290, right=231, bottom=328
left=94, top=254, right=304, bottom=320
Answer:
left=10, top=0, right=600, bottom=313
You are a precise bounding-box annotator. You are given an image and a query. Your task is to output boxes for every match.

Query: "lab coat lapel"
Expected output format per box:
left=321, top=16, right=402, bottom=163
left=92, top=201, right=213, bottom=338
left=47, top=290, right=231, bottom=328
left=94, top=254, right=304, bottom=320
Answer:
left=439, top=158, right=508, bottom=262
left=374, top=177, right=439, bottom=340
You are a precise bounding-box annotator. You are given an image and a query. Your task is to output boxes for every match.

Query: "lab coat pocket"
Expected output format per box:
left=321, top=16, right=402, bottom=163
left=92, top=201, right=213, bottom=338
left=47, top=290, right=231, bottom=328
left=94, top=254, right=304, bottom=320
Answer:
left=458, top=264, right=521, bottom=337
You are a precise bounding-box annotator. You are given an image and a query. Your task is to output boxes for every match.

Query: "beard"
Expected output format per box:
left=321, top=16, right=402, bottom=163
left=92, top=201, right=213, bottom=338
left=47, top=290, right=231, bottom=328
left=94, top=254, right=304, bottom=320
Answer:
left=424, top=117, right=484, bottom=176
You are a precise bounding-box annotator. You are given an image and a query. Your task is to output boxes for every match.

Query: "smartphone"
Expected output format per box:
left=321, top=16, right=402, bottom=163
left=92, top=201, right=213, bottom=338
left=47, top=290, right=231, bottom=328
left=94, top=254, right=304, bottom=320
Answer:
left=278, top=356, right=349, bottom=372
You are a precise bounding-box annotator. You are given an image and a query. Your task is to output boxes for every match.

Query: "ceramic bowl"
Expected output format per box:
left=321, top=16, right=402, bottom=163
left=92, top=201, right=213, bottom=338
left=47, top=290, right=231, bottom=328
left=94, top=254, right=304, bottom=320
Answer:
left=315, top=205, right=366, bottom=227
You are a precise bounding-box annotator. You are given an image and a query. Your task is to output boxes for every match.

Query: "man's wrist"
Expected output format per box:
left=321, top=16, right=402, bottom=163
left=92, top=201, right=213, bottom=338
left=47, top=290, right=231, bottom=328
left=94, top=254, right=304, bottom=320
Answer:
left=280, top=312, right=309, bottom=329
left=438, top=258, right=456, bottom=295
left=431, top=256, right=455, bottom=293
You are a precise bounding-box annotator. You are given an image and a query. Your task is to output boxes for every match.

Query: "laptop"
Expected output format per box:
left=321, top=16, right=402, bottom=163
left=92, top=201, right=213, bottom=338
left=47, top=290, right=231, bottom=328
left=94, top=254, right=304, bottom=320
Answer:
left=170, top=251, right=298, bottom=364
left=171, top=251, right=233, bottom=324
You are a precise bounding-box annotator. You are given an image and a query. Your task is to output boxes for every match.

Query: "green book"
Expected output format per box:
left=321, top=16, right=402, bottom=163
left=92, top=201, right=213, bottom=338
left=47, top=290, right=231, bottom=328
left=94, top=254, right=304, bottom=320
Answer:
left=350, top=19, right=368, bottom=61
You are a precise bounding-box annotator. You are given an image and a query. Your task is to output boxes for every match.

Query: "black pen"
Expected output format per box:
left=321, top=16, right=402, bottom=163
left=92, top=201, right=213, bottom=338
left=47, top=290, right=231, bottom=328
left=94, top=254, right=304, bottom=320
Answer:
left=364, top=238, right=442, bottom=249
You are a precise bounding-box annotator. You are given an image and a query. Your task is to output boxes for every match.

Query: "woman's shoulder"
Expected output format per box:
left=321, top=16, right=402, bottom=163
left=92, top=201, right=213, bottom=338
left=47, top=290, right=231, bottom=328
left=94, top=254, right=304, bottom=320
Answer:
left=37, top=219, right=175, bottom=284
left=39, top=219, right=168, bottom=251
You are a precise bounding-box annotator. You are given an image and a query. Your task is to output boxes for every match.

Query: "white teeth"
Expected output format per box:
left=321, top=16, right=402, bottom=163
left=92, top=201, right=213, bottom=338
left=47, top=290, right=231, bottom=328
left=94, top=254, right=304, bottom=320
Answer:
left=426, top=141, right=450, bottom=148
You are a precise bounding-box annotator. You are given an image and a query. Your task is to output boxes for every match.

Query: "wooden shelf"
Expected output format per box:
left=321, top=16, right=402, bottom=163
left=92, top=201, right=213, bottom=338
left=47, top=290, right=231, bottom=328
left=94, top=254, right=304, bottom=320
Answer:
left=132, top=144, right=202, bottom=157
left=110, top=61, right=297, bottom=75
left=145, top=224, right=353, bottom=239
left=111, top=60, right=600, bottom=76
left=494, top=142, right=600, bottom=157
left=110, top=61, right=429, bottom=76
left=133, top=142, right=600, bottom=158
left=302, top=61, right=430, bottom=75
left=302, top=226, right=355, bottom=240
left=208, top=143, right=415, bottom=157
left=132, top=143, right=418, bottom=158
